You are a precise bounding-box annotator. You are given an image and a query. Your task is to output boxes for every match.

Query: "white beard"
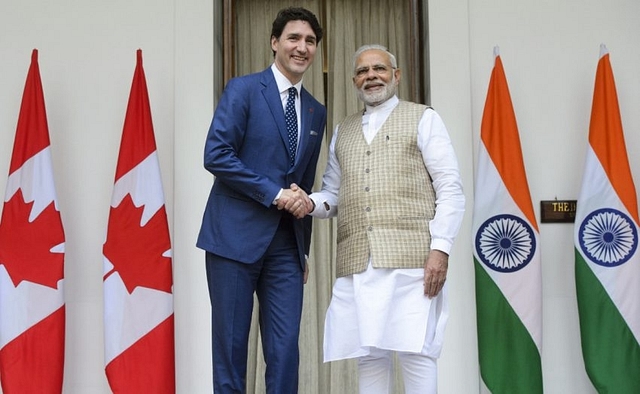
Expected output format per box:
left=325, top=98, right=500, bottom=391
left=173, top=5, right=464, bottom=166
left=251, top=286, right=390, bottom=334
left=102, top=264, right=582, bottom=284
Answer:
left=357, top=79, right=397, bottom=106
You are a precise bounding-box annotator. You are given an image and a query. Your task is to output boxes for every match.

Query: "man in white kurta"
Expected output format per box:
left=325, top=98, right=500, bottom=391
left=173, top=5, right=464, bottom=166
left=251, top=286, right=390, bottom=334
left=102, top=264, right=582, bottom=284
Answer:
left=307, top=45, right=465, bottom=394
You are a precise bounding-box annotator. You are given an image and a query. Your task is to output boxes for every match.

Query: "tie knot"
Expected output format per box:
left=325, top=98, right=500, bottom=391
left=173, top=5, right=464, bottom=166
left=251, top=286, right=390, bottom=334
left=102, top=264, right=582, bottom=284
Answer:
left=288, top=86, right=297, bottom=98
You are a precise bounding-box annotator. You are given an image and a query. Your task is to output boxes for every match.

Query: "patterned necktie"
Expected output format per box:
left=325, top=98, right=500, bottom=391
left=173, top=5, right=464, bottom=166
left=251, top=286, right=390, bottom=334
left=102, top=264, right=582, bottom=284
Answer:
left=285, top=86, right=298, bottom=166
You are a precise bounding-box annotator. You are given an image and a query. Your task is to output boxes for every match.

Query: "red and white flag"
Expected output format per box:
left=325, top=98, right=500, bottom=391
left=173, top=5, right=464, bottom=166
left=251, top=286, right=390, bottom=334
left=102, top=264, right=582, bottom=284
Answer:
left=0, top=49, right=65, bottom=393
left=103, top=49, right=175, bottom=393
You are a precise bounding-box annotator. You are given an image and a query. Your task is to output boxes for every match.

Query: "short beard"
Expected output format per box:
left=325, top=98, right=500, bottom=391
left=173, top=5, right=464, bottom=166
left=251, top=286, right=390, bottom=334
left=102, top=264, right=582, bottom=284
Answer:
left=356, top=79, right=397, bottom=107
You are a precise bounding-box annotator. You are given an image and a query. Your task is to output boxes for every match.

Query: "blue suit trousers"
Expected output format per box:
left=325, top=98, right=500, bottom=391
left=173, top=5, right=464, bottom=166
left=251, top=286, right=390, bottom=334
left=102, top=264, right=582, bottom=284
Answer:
left=206, top=218, right=304, bottom=394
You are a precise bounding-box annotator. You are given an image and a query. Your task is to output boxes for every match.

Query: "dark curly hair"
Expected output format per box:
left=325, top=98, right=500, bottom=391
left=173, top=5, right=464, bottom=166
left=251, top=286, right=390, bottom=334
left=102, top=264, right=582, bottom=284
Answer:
left=271, top=7, right=323, bottom=46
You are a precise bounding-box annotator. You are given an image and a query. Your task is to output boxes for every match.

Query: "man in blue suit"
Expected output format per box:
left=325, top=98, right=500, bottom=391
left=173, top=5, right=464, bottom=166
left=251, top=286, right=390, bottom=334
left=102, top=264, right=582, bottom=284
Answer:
left=196, top=7, right=326, bottom=394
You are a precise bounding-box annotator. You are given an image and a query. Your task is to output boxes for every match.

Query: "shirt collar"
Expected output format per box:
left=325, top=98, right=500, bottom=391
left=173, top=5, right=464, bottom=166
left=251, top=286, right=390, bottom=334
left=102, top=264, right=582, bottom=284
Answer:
left=364, top=95, right=399, bottom=115
left=271, top=63, right=303, bottom=95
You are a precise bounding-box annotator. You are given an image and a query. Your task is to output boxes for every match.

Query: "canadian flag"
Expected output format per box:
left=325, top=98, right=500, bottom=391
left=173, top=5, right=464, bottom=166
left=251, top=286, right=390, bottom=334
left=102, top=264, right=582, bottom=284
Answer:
left=103, top=49, right=175, bottom=393
left=0, top=49, right=65, bottom=393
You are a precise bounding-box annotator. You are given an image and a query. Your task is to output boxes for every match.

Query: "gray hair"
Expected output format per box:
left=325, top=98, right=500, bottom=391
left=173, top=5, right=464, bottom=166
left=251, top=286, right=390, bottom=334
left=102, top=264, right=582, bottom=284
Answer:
left=352, top=44, right=398, bottom=72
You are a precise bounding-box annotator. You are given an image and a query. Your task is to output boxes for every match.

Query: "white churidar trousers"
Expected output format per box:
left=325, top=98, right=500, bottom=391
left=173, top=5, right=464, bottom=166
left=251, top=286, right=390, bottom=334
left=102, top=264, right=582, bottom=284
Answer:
left=324, top=261, right=448, bottom=393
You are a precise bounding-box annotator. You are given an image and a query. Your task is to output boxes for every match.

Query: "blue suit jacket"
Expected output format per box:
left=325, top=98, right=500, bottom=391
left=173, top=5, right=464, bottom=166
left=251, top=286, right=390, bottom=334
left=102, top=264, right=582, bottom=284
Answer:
left=197, top=67, right=326, bottom=269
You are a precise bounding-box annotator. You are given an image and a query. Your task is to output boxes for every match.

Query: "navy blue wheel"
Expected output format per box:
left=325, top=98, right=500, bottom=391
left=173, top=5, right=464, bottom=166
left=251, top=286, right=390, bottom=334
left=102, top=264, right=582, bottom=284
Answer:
left=475, top=214, right=536, bottom=273
left=578, top=208, right=637, bottom=267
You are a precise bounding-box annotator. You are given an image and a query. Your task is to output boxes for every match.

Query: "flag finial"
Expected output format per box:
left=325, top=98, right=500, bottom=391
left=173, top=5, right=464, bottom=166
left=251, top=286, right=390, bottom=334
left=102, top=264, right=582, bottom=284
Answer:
left=599, top=44, right=608, bottom=58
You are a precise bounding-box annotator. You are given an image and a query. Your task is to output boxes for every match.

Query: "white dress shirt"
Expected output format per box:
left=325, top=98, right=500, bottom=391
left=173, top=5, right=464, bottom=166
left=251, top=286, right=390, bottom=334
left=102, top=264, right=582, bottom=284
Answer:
left=271, top=63, right=303, bottom=204
left=271, top=63, right=302, bottom=149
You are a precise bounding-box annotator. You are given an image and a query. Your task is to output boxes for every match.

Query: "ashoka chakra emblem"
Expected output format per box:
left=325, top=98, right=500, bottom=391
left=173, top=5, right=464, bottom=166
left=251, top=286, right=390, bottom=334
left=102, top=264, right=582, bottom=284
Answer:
left=578, top=208, right=637, bottom=267
left=475, top=214, right=536, bottom=273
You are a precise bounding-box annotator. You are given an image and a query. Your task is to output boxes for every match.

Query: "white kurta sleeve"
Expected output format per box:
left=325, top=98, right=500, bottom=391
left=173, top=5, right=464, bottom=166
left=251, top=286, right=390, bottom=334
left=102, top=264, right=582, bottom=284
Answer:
left=309, top=125, right=341, bottom=219
left=417, top=109, right=466, bottom=254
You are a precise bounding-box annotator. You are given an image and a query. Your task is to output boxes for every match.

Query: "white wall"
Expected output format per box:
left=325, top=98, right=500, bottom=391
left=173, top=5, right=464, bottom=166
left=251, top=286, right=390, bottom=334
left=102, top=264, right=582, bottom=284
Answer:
left=0, top=0, right=214, bottom=392
left=0, top=0, right=638, bottom=393
left=431, top=1, right=640, bottom=393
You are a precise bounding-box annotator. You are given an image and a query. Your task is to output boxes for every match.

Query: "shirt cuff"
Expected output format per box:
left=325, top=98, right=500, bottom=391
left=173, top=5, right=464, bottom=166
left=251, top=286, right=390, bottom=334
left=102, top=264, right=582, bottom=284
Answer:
left=430, top=238, right=452, bottom=255
left=272, top=188, right=284, bottom=205
left=309, top=195, right=330, bottom=216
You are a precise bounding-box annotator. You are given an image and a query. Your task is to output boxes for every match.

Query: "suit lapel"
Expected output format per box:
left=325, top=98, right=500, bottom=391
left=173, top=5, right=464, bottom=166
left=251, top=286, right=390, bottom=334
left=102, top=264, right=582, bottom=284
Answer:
left=260, top=69, right=290, bottom=156
left=296, top=88, right=318, bottom=168
left=261, top=69, right=319, bottom=171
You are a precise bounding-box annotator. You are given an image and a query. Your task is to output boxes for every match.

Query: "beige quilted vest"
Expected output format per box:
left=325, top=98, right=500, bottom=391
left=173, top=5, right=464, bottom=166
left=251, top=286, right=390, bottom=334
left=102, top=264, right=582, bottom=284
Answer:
left=334, top=101, right=437, bottom=277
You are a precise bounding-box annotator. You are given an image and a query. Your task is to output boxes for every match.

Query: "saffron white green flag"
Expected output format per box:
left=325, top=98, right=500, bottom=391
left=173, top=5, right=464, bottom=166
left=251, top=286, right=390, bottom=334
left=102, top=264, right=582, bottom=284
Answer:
left=574, top=45, right=640, bottom=392
left=472, top=47, right=543, bottom=393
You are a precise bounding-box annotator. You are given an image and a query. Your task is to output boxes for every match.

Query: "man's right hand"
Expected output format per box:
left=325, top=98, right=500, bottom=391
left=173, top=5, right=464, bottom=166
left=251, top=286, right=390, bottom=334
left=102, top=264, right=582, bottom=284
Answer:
left=276, top=183, right=313, bottom=219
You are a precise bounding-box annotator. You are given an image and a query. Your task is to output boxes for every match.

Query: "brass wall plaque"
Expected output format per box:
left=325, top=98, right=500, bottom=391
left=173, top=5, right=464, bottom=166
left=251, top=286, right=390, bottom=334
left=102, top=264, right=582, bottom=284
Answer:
left=540, top=200, right=577, bottom=223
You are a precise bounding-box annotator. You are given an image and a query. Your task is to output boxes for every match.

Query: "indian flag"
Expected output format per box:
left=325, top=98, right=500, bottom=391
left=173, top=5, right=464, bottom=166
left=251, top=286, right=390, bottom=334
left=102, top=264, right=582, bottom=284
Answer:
left=472, top=47, right=543, bottom=393
left=574, top=44, right=640, bottom=393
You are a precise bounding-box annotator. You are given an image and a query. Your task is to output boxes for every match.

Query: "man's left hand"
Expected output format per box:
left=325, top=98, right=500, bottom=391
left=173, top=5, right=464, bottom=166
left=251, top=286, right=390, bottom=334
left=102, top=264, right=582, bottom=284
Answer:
left=424, top=249, right=448, bottom=298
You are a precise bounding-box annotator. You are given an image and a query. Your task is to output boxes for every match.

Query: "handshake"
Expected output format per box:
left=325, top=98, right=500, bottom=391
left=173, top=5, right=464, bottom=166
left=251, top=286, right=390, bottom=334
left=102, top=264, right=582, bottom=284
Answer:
left=276, top=183, right=313, bottom=219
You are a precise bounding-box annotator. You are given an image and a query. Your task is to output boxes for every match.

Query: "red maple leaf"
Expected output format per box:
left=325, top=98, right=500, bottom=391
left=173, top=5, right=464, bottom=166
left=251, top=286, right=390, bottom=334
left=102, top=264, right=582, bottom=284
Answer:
left=0, top=189, right=65, bottom=289
left=103, top=194, right=172, bottom=294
